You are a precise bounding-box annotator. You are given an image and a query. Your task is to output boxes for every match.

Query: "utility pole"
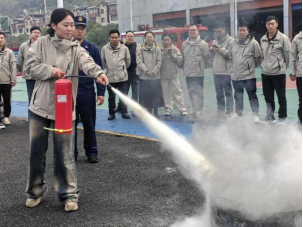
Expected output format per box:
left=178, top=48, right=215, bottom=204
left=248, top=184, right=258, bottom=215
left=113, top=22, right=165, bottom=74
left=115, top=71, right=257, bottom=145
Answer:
left=44, top=0, right=47, bottom=13
left=130, top=0, right=133, bottom=30
left=283, top=0, right=289, bottom=37
left=57, top=0, right=64, bottom=8
left=234, top=0, right=238, bottom=37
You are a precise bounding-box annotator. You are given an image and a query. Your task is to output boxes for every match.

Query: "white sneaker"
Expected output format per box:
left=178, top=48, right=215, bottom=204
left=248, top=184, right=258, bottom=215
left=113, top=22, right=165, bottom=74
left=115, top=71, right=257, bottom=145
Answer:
left=165, top=109, right=172, bottom=116
left=65, top=201, right=78, bottom=212
left=180, top=110, right=188, bottom=116
left=264, top=116, right=277, bottom=124
left=25, top=187, right=48, bottom=208
left=278, top=118, right=286, bottom=126
left=0, top=122, right=5, bottom=129
left=252, top=115, right=260, bottom=123
left=3, top=117, right=10, bottom=125
left=228, top=113, right=242, bottom=121
left=26, top=197, right=42, bottom=208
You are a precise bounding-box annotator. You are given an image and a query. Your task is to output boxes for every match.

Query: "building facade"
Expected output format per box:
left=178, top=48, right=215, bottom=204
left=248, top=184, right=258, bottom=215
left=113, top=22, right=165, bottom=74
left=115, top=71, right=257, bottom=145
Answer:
left=72, top=0, right=118, bottom=26
left=10, top=10, right=47, bottom=36
left=117, top=0, right=302, bottom=40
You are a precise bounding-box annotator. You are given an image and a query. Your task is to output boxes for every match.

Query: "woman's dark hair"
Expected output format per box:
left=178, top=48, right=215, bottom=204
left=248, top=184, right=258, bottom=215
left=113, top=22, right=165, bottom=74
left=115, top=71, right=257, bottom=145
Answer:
left=144, top=31, right=155, bottom=38
left=162, top=34, right=172, bottom=40
left=47, top=8, right=74, bottom=37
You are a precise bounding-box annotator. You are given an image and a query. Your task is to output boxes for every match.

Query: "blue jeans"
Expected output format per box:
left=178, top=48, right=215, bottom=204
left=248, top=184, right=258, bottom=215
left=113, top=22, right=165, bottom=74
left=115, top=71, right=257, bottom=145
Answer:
left=26, top=111, right=79, bottom=203
left=232, top=78, right=259, bottom=116
left=26, top=79, right=35, bottom=105
left=214, top=75, right=234, bottom=113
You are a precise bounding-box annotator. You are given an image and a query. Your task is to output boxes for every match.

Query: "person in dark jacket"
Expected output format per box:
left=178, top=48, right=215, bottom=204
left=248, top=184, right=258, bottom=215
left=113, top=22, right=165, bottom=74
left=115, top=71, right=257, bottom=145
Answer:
left=115, top=31, right=140, bottom=115
left=73, top=16, right=106, bottom=163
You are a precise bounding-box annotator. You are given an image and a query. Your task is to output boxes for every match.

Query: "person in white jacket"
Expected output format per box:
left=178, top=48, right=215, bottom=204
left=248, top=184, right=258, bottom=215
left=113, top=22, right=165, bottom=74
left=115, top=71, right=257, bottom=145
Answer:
left=290, top=31, right=302, bottom=124
left=24, top=8, right=108, bottom=212
left=0, top=32, right=16, bottom=126
left=210, top=22, right=234, bottom=117
left=136, top=31, right=163, bottom=118
left=101, top=29, right=131, bottom=120
left=228, top=23, right=262, bottom=123
left=260, top=16, right=291, bottom=124
left=18, top=26, right=41, bottom=105
left=160, top=34, right=187, bottom=116
left=181, top=25, right=210, bottom=118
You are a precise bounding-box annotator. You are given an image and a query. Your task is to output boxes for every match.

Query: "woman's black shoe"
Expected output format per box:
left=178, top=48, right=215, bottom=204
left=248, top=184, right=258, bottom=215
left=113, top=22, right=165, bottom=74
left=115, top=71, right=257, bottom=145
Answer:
left=108, top=114, right=116, bottom=120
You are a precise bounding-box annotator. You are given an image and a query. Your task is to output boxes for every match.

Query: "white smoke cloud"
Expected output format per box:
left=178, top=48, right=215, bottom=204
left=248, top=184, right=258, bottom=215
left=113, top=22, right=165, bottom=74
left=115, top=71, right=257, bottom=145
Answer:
left=189, top=120, right=302, bottom=220
left=110, top=86, right=302, bottom=225
left=171, top=119, right=301, bottom=226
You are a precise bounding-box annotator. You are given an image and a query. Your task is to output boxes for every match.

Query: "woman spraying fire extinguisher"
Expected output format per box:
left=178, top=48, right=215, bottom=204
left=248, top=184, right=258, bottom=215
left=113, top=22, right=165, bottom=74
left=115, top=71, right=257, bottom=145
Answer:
left=24, top=8, right=108, bottom=212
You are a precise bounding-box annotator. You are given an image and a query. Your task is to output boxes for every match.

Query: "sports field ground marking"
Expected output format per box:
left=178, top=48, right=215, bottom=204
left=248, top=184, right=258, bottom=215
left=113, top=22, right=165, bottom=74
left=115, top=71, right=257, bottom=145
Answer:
left=77, top=127, right=160, bottom=142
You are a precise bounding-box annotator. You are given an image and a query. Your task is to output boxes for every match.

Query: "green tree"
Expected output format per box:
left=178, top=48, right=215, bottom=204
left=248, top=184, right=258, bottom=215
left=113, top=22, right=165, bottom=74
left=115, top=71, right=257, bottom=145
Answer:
left=5, top=34, right=29, bottom=44
left=86, top=23, right=118, bottom=49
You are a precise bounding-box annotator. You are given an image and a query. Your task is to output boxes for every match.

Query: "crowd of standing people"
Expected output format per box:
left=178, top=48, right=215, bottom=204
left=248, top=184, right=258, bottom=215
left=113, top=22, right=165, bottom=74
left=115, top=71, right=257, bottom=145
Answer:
left=0, top=9, right=301, bottom=212
left=101, top=16, right=301, bottom=125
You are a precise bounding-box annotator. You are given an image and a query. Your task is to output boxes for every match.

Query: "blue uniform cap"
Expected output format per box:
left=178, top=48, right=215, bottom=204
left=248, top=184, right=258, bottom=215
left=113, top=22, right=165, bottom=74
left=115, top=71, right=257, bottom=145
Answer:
left=74, top=16, right=87, bottom=27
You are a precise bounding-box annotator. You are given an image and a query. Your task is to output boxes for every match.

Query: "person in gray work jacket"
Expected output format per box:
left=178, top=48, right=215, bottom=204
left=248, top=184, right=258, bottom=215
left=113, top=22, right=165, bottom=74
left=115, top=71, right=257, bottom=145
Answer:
left=210, top=22, right=234, bottom=117
left=160, top=34, right=187, bottom=117
left=228, top=23, right=262, bottom=123
left=181, top=24, right=210, bottom=118
left=0, top=31, right=17, bottom=127
left=260, top=16, right=291, bottom=124
left=136, top=31, right=163, bottom=118
left=290, top=31, right=302, bottom=124
left=101, top=29, right=131, bottom=120
left=18, top=26, right=41, bottom=106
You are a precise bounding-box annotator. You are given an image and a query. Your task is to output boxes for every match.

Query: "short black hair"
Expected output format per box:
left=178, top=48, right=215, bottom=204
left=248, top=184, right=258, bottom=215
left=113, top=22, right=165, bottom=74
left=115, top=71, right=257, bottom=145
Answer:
left=0, top=31, right=5, bottom=38
left=125, top=30, right=134, bottom=35
left=214, top=21, right=226, bottom=29
left=109, top=29, right=120, bottom=37
left=30, top=26, right=41, bottom=33
left=266, top=16, right=278, bottom=23
left=238, top=22, right=250, bottom=30
left=189, top=24, right=198, bottom=29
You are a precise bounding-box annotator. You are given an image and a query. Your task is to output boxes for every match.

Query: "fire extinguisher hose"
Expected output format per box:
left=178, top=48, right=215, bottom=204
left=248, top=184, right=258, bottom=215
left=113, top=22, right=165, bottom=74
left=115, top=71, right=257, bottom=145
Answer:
left=44, top=127, right=73, bottom=133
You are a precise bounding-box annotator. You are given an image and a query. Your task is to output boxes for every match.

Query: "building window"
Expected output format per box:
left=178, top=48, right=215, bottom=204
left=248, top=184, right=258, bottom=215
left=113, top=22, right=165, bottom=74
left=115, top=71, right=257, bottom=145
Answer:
left=181, top=32, right=188, bottom=41
left=101, top=18, right=105, bottom=23
left=169, top=33, right=178, bottom=42
left=19, top=28, right=23, bottom=33
left=13, top=30, right=17, bottom=34
left=101, top=9, right=105, bottom=14
left=26, top=28, right=29, bottom=32
left=111, top=15, right=117, bottom=21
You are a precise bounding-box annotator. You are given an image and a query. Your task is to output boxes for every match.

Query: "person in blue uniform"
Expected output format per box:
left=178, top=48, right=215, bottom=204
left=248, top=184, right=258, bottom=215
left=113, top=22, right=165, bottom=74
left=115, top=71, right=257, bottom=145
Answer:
left=73, top=16, right=105, bottom=163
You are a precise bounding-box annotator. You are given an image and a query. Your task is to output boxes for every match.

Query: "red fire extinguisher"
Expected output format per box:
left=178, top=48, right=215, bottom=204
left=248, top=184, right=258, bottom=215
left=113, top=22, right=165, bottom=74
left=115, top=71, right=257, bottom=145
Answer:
left=54, top=77, right=73, bottom=134
left=44, top=73, right=100, bottom=134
